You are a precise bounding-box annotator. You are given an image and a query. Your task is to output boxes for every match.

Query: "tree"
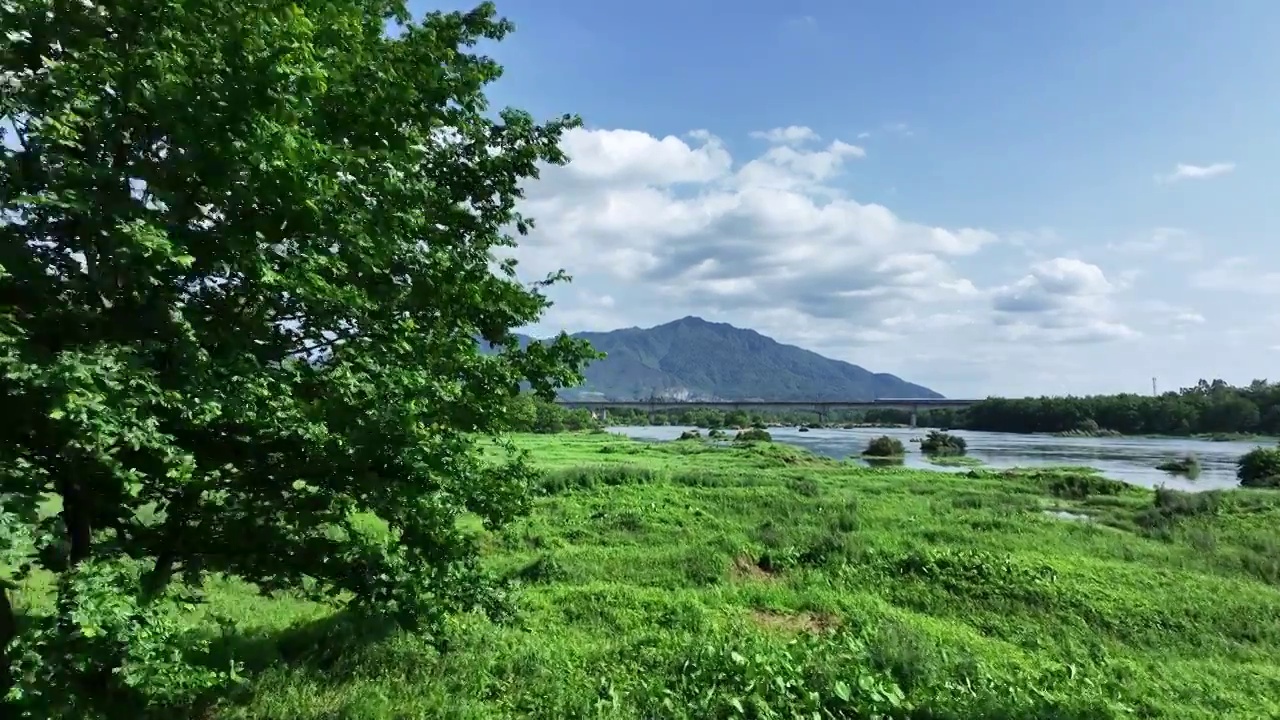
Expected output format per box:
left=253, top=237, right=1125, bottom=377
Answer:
left=862, top=436, right=905, bottom=458
left=919, top=430, right=966, bottom=455
left=0, top=1, right=595, bottom=715
left=1237, top=447, right=1280, bottom=488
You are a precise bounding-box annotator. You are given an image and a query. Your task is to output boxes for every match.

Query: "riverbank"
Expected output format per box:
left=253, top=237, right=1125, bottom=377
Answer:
left=609, top=424, right=1262, bottom=490
left=13, top=431, right=1266, bottom=717
left=607, top=420, right=1278, bottom=444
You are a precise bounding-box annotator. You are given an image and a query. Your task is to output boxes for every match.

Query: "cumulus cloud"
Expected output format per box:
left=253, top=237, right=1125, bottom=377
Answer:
left=989, top=258, right=1136, bottom=343
left=517, top=127, right=990, bottom=326
left=505, top=125, right=1158, bottom=394
left=1156, top=162, right=1235, bottom=183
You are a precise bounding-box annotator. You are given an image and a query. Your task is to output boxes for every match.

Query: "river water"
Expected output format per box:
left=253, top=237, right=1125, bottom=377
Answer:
left=607, top=425, right=1270, bottom=491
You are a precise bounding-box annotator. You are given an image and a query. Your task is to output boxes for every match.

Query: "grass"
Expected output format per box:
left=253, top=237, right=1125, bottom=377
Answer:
left=10, top=432, right=1280, bottom=718
left=926, top=454, right=985, bottom=467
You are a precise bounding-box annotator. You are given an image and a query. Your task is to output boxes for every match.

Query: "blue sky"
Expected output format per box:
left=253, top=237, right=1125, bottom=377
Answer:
left=445, top=3, right=1276, bottom=395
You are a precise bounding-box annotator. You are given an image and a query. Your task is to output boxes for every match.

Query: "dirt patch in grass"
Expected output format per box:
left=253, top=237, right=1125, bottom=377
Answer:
left=748, top=608, right=840, bottom=634
left=731, top=554, right=778, bottom=582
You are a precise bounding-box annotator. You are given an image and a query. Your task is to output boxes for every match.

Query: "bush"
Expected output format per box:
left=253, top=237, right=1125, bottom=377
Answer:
left=1237, top=446, right=1280, bottom=488
left=735, top=428, right=773, bottom=443
left=862, top=436, right=905, bottom=458
left=919, top=430, right=967, bottom=455
left=1155, top=453, right=1200, bottom=475
left=1136, top=488, right=1226, bottom=533
left=1044, top=473, right=1127, bottom=500
left=538, top=465, right=661, bottom=494
left=678, top=429, right=703, bottom=441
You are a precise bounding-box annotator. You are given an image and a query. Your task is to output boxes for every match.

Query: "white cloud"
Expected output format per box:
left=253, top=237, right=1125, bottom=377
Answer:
left=883, top=122, right=914, bottom=137
left=749, top=126, right=821, bottom=145
left=503, top=125, right=1236, bottom=396
left=549, top=128, right=732, bottom=187
left=1156, top=162, right=1235, bottom=183
left=1107, top=227, right=1201, bottom=262
left=1191, top=256, right=1280, bottom=294
left=989, top=258, right=1137, bottom=344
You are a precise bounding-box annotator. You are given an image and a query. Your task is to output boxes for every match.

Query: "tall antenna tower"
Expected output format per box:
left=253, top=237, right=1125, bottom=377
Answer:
left=1152, top=377, right=1158, bottom=396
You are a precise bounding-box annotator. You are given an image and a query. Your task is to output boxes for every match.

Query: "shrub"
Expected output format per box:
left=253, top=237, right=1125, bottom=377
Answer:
left=1044, top=473, right=1127, bottom=500
left=1135, top=488, right=1226, bottom=533
left=1153, top=487, right=1224, bottom=517
left=919, top=430, right=967, bottom=455
left=1237, top=446, right=1280, bottom=488
left=678, top=429, right=703, bottom=440
left=735, top=428, right=773, bottom=443
left=862, top=436, right=906, bottom=458
left=1155, top=453, right=1201, bottom=476
left=539, top=465, right=661, bottom=494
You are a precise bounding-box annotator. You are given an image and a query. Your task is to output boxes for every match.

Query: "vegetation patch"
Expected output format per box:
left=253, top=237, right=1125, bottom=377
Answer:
left=733, top=427, right=773, bottom=443
left=748, top=608, right=841, bottom=635
left=538, top=464, right=662, bottom=494
left=1156, top=453, right=1202, bottom=476
left=862, top=435, right=906, bottom=458
left=731, top=554, right=779, bottom=583
left=1237, top=446, right=1280, bottom=488
left=928, top=454, right=984, bottom=467
left=920, top=430, right=968, bottom=455
left=1043, top=471, right=1130, bottom=500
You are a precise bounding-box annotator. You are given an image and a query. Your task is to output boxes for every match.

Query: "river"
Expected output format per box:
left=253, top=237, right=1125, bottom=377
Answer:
left=607, top=425, right=1269, bottom=491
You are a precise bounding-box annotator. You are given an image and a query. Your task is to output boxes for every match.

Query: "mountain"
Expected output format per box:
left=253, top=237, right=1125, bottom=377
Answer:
left=499, top=316, right=942, bottom=401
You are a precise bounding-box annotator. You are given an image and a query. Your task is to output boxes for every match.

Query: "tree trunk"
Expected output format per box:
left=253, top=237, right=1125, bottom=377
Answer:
left=58, top=478, right=93, bottom=566
left=0, top=584, right=15, bottom=706
left=143, top=486, right=202, bottom=601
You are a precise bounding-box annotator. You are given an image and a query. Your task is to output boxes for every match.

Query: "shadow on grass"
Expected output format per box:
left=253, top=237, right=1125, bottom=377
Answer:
left=206, top=608, right=404, bottom=686
left=6, top=589, right=446, bottom=719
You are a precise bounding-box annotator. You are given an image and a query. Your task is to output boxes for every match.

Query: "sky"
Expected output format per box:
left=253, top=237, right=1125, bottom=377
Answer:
left=97, top=2, right=1280, bottom=400
left=417, top=0, right=1280, bottom=399
left=7, top=5, right=1275, bottom=401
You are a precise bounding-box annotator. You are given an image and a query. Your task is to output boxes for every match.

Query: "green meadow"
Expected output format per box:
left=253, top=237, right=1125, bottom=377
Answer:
left=12, top=432, right=1280, bottom=718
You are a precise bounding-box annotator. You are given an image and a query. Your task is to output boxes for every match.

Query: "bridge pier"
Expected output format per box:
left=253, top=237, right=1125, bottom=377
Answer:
left=909, top=408, right=917, bottom=428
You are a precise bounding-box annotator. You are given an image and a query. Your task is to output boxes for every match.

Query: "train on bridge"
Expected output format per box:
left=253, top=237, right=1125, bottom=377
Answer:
left=553, top=397, right=982, bottom=427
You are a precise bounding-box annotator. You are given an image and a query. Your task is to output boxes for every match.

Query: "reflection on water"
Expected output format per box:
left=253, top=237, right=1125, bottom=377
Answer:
left=607, top=425, right=1267, bottom=491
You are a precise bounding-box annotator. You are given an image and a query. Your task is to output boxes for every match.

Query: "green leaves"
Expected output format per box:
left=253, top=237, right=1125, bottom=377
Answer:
left=1, top=0, right=595, bottom=713
left=1237, top=446, right=1280, bottom=488
left=5, top=559, right=242, bottom=717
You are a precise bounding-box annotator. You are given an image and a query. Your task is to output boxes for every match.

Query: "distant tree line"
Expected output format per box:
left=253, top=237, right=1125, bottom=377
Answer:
left=595, top=405, right=962, bottom=429
left=962, top=380, right=1280, bottom=436
left=573, top=380, right=1280, bottom=437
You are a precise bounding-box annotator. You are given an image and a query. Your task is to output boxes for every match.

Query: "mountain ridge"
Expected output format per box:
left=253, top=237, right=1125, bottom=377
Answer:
left=499, top=316, right=942, bottom=402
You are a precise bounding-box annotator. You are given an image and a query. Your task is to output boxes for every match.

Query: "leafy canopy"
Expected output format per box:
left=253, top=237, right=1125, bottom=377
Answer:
left=0, top=0, right=594, bottom=714
left=1237, top=446, right=1280, bottom=488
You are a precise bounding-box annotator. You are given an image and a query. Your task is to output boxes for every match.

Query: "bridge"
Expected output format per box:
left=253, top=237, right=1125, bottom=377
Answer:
left=555, top=398, right=982, bottom=427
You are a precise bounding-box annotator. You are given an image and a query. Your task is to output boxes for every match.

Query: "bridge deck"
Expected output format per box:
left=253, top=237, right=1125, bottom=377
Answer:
left=555, top=399, right=979, bottom=409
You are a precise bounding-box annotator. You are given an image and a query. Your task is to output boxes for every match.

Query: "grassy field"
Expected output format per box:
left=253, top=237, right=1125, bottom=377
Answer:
left=13, top=432, right=1280, bottom=718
